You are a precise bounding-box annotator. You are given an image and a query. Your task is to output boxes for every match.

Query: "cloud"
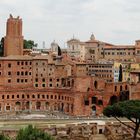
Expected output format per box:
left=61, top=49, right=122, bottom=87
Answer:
left=0, top=0, right=140, bottom=47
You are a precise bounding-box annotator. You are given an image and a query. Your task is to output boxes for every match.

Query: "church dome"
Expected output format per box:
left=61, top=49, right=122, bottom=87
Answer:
left=90, top=34, right=95, bottom=40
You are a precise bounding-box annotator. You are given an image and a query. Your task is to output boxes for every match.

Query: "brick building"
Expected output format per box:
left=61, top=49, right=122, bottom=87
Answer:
left=0, top=15, right=134, bottom=116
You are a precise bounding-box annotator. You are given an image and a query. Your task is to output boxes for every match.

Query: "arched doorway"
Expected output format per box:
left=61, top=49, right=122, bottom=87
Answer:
left=109, top=95, right=118, bottom=105
left=15, top=102, right=21, bottom=111
left=61, top=103, right=64, bottom=112
left=45, top=102, right=50, bottom=110
left=36, top=102, right=41, bottom=110
left=26, top=101, right=30, bottom=110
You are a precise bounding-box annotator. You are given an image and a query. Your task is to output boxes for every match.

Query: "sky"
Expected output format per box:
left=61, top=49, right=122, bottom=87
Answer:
left=0, top=0, right=140, bottom=48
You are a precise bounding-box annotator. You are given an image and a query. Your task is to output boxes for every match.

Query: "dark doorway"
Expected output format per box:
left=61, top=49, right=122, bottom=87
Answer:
left=109, top=96, right=118, bottom=105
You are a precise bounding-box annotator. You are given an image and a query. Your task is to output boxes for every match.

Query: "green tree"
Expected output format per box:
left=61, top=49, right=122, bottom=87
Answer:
left=16, top=125, right=54, bottom=140
left=118, top=64, right=123, bottom=82
left=24, top=40, right=37, bottom=49
left=0, top=134, right=10, bottom=140
left=103, top=100, right=140, bottom=140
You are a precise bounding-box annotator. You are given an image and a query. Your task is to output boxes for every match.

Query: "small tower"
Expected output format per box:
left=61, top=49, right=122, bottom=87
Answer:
left=4, top=14, right=24, bottom=56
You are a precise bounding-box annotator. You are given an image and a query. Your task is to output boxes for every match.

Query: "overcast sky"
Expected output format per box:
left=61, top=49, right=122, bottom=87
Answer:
left=0, top=0, right=140, bottom=48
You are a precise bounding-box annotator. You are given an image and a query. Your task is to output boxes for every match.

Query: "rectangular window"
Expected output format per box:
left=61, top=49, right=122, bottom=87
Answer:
left=25, top=62, right=28, bottom=65
left=8, top=63, right=11, bottom=68
left=42, top=78, right=45, bottom=82
left=8, top=71, right=11, bottom=75
left=8, top=79, right=11, bottom=83
left=17, top=79, right=20, bottom=83
left=42, top=84, right=45, bottom=87
left=17, top=71, right=20, bottom=75
left=17, top=62, right=20, bottom=65
left=35, top=84, right=38, bottom=87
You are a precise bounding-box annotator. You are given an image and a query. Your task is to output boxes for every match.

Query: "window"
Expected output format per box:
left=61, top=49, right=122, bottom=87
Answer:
left=32, top=95, right=35, bottom=98
left=21, top=79, right=24, bottom=83
left=57, top=79, right=59, bottom=82
left=27, top=95, right=29, bottom=98
left=7, top=95, right=9, bottom=99
left=35, top=84, right=38, bottom=87
left=29, top=72, right=32, bottom=75
left=0, top=72, right=1, bottom=75
left=21, top=72, right=24, bottom=75
left=21, top=62, right=24, bottom=65
left=25, top=79, right=28, bottom=82
left=22, top=94, right=24, bottom=99
left=47, top=95, right=49, bottom=99
left=12, top=95, right=14, bottom=99
left=2, top=95, right=4, bottom=99
left=25, top=62, right=28, bottom=65
left=30, top=62, right=32, bottom=65
left=42, top=84, right=45, bottom=87
left=8, top=72, right=11, bottom=75
left=17, top=62, right=20, bottom=65
left=17, top=79, right=20, bottom=83
left=42, top=95, right=45, bottom=98
left=50, top=78, right=52, bottom=82
left=51, top=95, right=53, bottom=99
left=8, top=79, right=11, bottom=83
left=8, top=63, right=11, bottom=68
left=49, top=84, right=52, bottom=87
left=55, top=95, right=57, bottom=99
left=17, top=95, right=19, bottom=98
left=25, top=71, right=28, bottom=75
left=115, top=86, right=117, bottom=92
left=17, top=71, right=20, bottom=75
left=38, top=94, right=40, bottom=98
left=35, top=78, right=38, bottom=82
left=42, top=78, right=45, bottom=82
left=120, top=85, right=122, bottom=91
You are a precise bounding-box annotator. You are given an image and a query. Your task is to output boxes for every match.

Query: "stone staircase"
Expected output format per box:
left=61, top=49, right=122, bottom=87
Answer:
left=93, top=134, right=107, bottom=140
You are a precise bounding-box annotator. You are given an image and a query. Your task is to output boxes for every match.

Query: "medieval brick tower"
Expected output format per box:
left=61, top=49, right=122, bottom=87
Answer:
left=4, top=14, right=23, bottom=56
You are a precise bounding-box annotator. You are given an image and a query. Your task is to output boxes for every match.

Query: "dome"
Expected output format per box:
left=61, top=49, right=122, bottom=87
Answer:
left=90, top=34, right=95, bottom=40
